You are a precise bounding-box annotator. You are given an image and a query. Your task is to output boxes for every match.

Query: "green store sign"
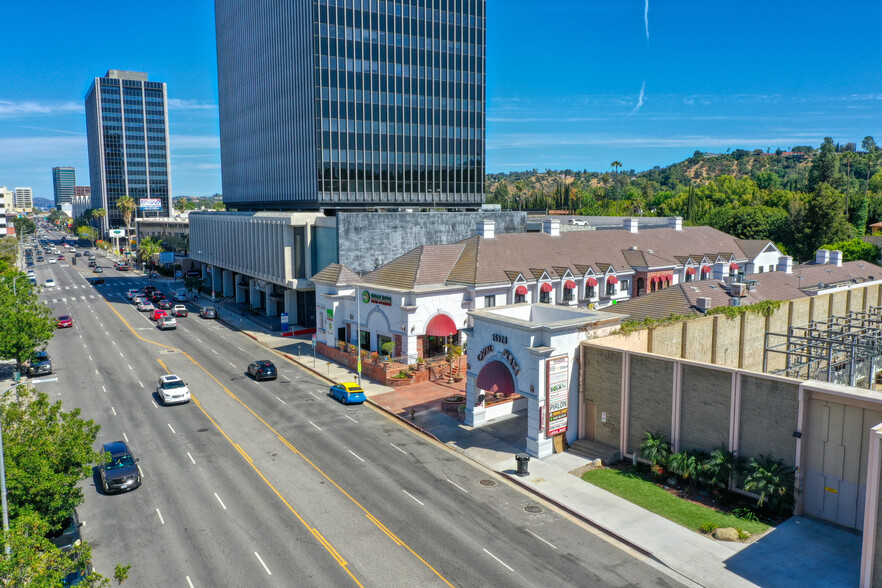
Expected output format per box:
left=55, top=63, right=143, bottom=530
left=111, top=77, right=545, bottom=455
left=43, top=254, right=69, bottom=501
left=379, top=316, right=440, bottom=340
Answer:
left=362, top=290, right=392, bottom=306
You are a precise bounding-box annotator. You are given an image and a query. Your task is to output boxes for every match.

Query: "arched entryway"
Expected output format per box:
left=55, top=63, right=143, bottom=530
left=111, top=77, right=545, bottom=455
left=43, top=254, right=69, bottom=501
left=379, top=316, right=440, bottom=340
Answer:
left=476, top=360, right=516, bottom=399
left=423, top=313, right=459, bottom=359
left=473, top=360, right=527, bottom=441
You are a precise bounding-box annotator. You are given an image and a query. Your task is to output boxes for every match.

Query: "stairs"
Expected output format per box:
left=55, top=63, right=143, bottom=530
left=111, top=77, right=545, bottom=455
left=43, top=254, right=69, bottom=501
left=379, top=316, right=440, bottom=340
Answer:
left=568, top=439, right=621, bottom=465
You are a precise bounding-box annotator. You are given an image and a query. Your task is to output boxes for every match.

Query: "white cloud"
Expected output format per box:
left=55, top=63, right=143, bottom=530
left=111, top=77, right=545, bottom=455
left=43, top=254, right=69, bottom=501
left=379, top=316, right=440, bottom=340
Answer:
left=630, top=81, right=646, bottom=114
left=0, top=100, right=82, bottom=116
left=488, top=133, right=828, bottom=150
left=169, top=134, right=220, bottom=150
left=167, top=99, right=217, bottom=111
left=644, top=0, right=650, bottom=40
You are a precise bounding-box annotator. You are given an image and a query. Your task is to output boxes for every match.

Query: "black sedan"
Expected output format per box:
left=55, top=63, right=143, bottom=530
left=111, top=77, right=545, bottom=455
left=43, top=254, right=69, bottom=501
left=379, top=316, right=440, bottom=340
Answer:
left=247, top=360, right=277, bottom=381
left=157, top=299, right=173, bottom=310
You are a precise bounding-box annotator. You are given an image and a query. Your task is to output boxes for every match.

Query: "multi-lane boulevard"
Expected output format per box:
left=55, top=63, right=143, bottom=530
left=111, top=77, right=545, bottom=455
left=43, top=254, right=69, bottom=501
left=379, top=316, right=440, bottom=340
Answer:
left=28, top=232, right=684, bottom=587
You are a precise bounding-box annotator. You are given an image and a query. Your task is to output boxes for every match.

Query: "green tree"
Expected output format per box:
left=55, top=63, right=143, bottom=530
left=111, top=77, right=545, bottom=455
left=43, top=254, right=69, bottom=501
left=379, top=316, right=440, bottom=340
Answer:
left=90, top=208, right=107, bottom=233
left=703, top=446, right=740, bottom=491
left=668, top=451, right=707, bottom=494
left=137, top=236, right=164, bottom=274
left=796, top=183, right=852, bottom=260
left=723, top=206, right=789, bottom=240
left=807, top=137, right=841, bottom=191
left=493, top=182, right=511, bottom=208
left=743, top=455, right=795, bottom=515
left=754, top=170, right=779, bottom=191
left=0, top=271, right=55, bottom=373
left=116, top=196, right=136, bottom=247
left=77, top=226, right=99, bottom=248
left=820, top=238, right=879, bottom=262
left=183, top=276, right=203, bottom=298
left=12, top=217, right=36, bottom=236
left=610, top=161, right=623, bottom=214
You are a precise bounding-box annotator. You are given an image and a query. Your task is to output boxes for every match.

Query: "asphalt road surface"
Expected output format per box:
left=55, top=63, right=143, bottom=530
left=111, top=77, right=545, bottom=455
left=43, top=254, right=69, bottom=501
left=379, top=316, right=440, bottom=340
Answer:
left=30, top=232, right=684, bottom=587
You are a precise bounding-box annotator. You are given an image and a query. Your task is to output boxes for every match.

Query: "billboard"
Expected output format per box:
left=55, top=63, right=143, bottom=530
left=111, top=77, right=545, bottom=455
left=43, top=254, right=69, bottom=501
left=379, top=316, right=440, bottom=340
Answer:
left=139, top=198, right=162, bottom=211
left=159, top=251, right=175, bottom=264
left=108, top=229, right=125, bottom=237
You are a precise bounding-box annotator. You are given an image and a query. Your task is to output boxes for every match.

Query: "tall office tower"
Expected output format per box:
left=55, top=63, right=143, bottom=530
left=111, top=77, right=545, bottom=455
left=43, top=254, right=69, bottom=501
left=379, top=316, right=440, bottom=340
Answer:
left=0, top=187, right=12, bottom=235
left=14, top=187, right=33, bottom=211
left=215, top=0, right=486, bottom=210
left=52, top=166, right=76, bottom=206
left=85, top=70, right=172, bottom=233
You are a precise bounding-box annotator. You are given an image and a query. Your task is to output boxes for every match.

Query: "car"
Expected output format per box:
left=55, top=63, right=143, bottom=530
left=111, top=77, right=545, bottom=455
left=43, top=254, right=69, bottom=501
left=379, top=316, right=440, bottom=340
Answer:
left=172, top=291, right=188, bottom=302
left=74, top=252, right=81, bottom=257
left=87, top=261, right=97, bottom=267
left=82, top=250, right=90, bottom=255
left=157, top=316, right=177, bottom=330
left=199, top=306, right=217, bottom=319
left=37, top=256, right=44, bottom=262
left=88, top=277, right=105, bottom=285
left=156, top=374, right=190, bottom=404
left=172, top=305, right=188, bottom=317
left=57, top=255, right=65, bottom=260
left=137, top=300, right=154, bottom=312
left=568, top=218, right=588, bottom=226
left=26, top=270, right=35, bottom=278
left=157, top=299, right=172, bottom=310
left=116, top=263, right=130, bottom=271
left=330, top=382, right=367, bottom=405
left=46, top=508, right=83, bottom=552
left=248, top=360, right=277, bottom=381
left=57, top=315, right=74, bottom=328
left=98, top=441, right=141, bottom=494
left=92, top=267, right=103, bottom=274
left=28, top=350, right=52, bottom=376
left=45, top=279, right=56, bottom=288
left=48, top=258, right=57, bottom=264
left=151, top=309, right=168, bottom=321
left=88, top=256, right=96, bottom=262
left=126, top=289, right=140, bottom=299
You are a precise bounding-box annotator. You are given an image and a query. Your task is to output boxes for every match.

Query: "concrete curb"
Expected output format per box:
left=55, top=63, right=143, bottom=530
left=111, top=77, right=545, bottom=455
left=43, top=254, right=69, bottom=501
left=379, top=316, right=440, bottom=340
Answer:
left=501, top=471, right=659, bottom=562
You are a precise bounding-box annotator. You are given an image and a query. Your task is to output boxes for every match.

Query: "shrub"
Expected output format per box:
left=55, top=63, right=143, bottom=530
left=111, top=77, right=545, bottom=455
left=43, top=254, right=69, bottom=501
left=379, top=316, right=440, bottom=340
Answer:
left=640, top=431, right=671, bottom=468
left=668, top=450, right=708, bottom=494
left=392, top=370, right=412, bottom=379
left=732, top=507, right=760, bottom=523
left=699, top=522, right=718, bottom=535
left=743, top=454, right=795, bottom=515
left=736, top=528, right=751, bottom=542
left=704, top=446, right=741, bottom=490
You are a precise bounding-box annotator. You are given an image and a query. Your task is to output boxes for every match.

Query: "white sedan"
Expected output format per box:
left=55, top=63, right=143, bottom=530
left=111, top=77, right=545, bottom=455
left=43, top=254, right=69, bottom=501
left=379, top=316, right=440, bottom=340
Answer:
left=45, top=279, right=56, bottom=288
left=48, top=258, right=57, bottom=264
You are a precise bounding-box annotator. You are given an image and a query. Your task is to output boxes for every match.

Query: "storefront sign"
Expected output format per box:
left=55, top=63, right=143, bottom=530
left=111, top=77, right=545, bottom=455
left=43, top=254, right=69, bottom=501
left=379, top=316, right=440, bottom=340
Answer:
left=477, top=344, right=494, bottom=361
left=546, top=355, right=569, bottom=436
left=492, top=333, right=508, bottom=344
left=362, top=290, right=392, bottom=306
left=500, top=349, right=521, bottom=376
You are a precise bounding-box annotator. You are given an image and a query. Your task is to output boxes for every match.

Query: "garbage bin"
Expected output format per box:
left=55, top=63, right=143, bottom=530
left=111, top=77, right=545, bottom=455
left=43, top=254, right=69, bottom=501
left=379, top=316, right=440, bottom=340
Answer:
left=515, top=453, right=530, bottom=477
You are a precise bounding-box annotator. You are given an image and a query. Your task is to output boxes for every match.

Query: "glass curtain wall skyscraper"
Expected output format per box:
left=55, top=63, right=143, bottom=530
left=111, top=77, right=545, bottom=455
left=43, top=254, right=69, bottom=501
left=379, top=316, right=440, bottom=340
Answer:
left=52, top=166, right=76, bottom=207
left=215, top=0, right=486, bottom=210
left=85, top=70, right=172, bottom=233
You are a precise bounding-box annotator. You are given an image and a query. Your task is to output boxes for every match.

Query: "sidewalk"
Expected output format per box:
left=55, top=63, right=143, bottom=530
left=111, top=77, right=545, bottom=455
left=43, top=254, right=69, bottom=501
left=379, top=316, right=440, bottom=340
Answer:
left=189, top=297, right=861, bottom=588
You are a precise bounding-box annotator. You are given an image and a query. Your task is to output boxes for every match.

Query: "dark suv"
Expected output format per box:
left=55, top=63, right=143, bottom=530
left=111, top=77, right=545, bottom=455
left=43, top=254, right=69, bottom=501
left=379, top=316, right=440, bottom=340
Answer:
left=28, top=350, right=52, bottom=376
left=248, top=360, right=277, bottom=381
left=98, top=441, right=141, bottom=494
left=46, top=509, right=83, bottom=551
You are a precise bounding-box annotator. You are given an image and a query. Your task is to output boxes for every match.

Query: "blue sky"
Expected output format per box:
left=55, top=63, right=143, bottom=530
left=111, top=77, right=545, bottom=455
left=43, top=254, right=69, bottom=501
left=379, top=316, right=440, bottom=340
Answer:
left=2, top=1, right=880, bottom=200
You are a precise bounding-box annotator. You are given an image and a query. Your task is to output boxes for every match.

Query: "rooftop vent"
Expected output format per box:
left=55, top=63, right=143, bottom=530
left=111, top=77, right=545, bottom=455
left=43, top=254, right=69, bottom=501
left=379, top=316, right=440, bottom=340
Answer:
left=629, top=246, right=638, bottom=251
left=696, top=297, right=712, bottom=312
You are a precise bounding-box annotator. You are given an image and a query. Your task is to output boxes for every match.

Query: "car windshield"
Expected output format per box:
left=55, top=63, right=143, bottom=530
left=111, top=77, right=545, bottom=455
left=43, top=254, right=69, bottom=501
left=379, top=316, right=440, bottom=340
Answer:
left=162, top=380, right=185, bottom=389
left=59, top=316, right=70, bottom=321
left=107, top=454, right=134, bottom=470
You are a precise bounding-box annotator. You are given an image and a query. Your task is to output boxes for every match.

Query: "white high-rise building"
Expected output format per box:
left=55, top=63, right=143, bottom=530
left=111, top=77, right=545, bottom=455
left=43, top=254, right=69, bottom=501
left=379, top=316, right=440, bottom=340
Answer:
left=14, top=187, right=33, bottom=212
left=0, top=186, right=12, bottom=235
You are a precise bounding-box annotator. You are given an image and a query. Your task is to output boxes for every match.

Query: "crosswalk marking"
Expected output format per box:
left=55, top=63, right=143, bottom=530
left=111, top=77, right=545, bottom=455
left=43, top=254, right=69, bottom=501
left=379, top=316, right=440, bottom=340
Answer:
left=52, top=299, right=57, bottom=303
left=81, top=296, right=86, bottom=300
left=64, top=286, right=70, bottom=290
left=89, top=295, right=95, bottom=299
left=62, top=298, right=67, bottom=302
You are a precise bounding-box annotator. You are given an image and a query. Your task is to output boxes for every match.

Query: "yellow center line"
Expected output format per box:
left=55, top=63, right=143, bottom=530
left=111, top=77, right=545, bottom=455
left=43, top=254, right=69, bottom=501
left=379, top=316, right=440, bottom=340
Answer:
left=105, top=298, right=452, bottom=587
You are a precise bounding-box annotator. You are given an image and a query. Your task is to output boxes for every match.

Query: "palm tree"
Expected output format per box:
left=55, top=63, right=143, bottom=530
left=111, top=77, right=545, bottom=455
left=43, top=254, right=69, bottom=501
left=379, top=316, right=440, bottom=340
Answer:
left=116, top=196, right=136, bottom=250
left=639, top=431, right=670, bottom=467
left=610, top=161, right=623, bottom=215
left=90, top=208, right=106, bottom=235
left=743, top=454, right=795, bottom=515
left=704, top=446, right=740, bottom=491
left=138, top=236, right=164, bottom=276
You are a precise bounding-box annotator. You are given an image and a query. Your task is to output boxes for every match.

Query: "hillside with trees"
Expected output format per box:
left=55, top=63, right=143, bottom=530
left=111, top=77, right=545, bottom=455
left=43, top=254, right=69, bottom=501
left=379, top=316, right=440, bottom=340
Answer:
left=486, top=136, right=882, bottom=261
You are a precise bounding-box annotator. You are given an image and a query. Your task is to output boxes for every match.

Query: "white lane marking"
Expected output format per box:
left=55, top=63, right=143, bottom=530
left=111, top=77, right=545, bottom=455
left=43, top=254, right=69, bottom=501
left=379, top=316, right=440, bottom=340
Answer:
left=111, top=406, right=116, bottom=416
left=102, top=385, right=106, bottom=393
left=196, top=337, right=202, bottom=343
left=94, top=369, right=99, bottom=375
left=483, top=548, right=514, bottom=572
left=119, top=351, right=124, bottom=357
left=235, top=346, right=245, bottom=352
left=525, top=528, right=557, bottom=549
left=447, top=479, right=469, bottom=494
left=214, top=492, right=227, bottom=510
left=211, top=349, right=218, bottom=354
left=349, top=450, right=365, bottom=462
left=168, top=423, right=176, bottom=434
left=156, top=509, right=165, bottom=525
left=308, top=392, right=320, bottom=400
left=186, top=577, right=194, bottom=588
left=254, top=552, right=271, bottom=576
left=83, top=343, right=87, bottom=349
left=139, top=381, right=144, bottom=388
left=280, top=376, right=290, bottom=382
left=88, top=355, right=92, bottom=361
left=187, top=452, right=196, bottom=465
left=275, top=396, right=287, bottom=404
left=308, top=420, right=321, bottom=430
left=128, top=364, right=132, bottom=370
left=105, top=331, right=109, bottom=336
left=122, top=432, right=128, bottom=443
left=99, top=322, right=103, bottom=327
left=390, top=443, right=407, bottom=454
left=137, top=465, right=144, bottom=478
left=402, top=489, right=424, bottom=506
left=228, top=362, right=236, bottom=368
left=345, top=414, right=358, bottom=423
left=179, top=326, right=189, bottom=332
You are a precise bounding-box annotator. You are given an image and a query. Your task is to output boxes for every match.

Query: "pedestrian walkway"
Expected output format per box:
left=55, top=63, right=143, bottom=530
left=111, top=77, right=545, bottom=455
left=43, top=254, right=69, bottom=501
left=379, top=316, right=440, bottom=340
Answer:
left=189, top=293, right=861, bottom=588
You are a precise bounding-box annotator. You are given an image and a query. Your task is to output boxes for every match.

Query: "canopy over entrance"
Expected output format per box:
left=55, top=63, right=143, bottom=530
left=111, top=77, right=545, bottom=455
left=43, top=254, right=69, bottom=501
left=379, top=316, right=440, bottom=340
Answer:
left=426, top=313, right=458, bottom=337
left=476, top=360, right=516, bottom=397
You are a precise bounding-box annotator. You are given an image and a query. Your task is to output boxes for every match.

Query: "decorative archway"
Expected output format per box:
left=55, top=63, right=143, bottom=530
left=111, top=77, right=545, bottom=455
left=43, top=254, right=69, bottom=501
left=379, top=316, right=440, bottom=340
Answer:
left=423, top=313, right=459, bottom=359
left=476, top=360, right=516, bottom=399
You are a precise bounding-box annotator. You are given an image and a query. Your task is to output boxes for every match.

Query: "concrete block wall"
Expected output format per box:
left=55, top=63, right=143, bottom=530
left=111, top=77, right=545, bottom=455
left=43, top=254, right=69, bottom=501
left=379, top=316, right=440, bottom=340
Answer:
left=648, top=323, right=683, bottom=357
left=874, top=454, right=882, bottom=586
left=811, top=295, right=830, bottom=322
left=740, top=312, right=767, bottom=371
left=831, top=290, right=848, bottom=317
left=713, top=315, right=742, bottom=368
left=627, top=355, right=673, bottom=454
left=738, top=375, right=799, bottom=468
left=679, top=365, right=732, bottom=453
left=683, top=319, right=713, bottom=363
left=582, top=346, right=624, bottom=448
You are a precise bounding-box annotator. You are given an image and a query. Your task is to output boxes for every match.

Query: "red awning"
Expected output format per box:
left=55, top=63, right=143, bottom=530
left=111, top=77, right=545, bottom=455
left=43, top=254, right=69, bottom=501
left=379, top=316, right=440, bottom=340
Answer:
left=515, top=285, right=528, bottom=295
left=564, top=279, right=576, bottom=289
left=426, top=314, right=457, bottom=337
left=540, top=282, right=553, bottom=293
left=476, top=361, right=515, bottom=397
left=586, top=277, right=598, bottom=287
left=701, top=265, right=711, bottom=273
left=685, top=267, right=695, bottom=275
left=607, top=276, right=619, bottom=285
left=729, top=262, right=739, bottom=271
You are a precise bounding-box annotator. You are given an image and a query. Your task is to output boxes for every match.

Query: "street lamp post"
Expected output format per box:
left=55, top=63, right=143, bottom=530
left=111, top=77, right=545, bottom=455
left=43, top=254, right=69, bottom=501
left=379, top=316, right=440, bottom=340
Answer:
left=0, top=410, right=9, bottom=555
left=356, top=285, right=362, bottom=386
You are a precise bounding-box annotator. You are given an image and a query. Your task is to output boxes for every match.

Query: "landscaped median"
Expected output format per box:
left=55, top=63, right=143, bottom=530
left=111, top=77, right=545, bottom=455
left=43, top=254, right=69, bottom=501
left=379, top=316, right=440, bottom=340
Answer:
left=582, top=468, right=770, bottom=536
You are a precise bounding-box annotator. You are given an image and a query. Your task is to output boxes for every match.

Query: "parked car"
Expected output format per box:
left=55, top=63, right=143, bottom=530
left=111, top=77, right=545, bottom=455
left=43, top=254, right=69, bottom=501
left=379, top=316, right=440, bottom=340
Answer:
left=45, top=278, right=56, bottom=287
left=46, top=508, right=83, bottom=551
left=137, top=300, right=154, bottom=312
left=98, top=441, right=141, bottom=494
left=28, top=350, right=52, bottom=375
left=151, top=309, right=168, bottom=321
left=568, top=218, right=588, bottom=226
left=330, top=382, right=366, bottom=405
left=156, top=374, right=190, bottom=405
left=248, top=360, right=277, bottom=381
left=157, top=316, right=177, bottom=330
left=115, top=263, right=130, bottom=271
left=57, top=315, right=74, bottom=328
left=199, top=306, right=217, bottom=319
left=36, top=256, right=44, bottom=262
left=157, top=299, right=173, bottom=310
left=172, top=305, right=188, bottom=317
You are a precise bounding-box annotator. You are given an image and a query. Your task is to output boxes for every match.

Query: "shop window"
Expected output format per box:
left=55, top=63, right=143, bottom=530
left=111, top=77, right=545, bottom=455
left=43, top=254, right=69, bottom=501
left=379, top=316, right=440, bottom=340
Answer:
left=685, top=272, right=693, bottom=282
left=606, top=282, right=616, bottom=296
left=515, top=293, right=526, bottom=303
left=586, top=286, right=596, bottom=299
left=484, top=295, right=496, bottom=307
left=562, top=288, right=573, bottom=302
left=620, top=280, right=629, bottom=293
left=539, top=290, right=550, bottom=304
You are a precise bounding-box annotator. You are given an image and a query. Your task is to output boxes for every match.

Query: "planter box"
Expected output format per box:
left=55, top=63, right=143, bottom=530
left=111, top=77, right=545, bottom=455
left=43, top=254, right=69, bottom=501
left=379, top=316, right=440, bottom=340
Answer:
left=387, top=377, right=414, bottom=388
left=441, top=400, right=465, bottom=412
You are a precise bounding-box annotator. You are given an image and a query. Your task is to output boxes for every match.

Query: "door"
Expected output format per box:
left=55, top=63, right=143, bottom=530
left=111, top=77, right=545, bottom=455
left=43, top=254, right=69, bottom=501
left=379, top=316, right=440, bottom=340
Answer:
left=584, top=402, right=597, bottom=441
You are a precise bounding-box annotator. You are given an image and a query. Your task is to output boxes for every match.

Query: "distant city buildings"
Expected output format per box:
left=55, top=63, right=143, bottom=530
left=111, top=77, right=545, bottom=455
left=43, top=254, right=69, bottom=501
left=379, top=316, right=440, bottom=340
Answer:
left=52, top=166, right=76, bottom=207
left=0, top=187, right=12, bottom=236
left=85, top=69, right=172, bottom=233
left=214, top=0, right=486, bottom=210
left=14, top=187, right=33, bottom=212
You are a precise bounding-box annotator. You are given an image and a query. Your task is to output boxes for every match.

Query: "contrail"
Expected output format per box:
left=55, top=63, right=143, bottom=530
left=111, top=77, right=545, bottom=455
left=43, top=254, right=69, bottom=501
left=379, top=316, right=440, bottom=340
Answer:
left=644, top=0, right=650, bottom=40
left=631, top=81, right=646, bottom=114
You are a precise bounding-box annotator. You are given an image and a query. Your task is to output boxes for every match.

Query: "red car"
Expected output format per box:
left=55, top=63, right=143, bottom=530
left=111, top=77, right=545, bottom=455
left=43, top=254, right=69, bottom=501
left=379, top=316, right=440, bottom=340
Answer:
left=56, top=315, right=74, bottom=328
left=57, top=255, right=66, bottom=260
left=151, top=309, right=168, bottom=321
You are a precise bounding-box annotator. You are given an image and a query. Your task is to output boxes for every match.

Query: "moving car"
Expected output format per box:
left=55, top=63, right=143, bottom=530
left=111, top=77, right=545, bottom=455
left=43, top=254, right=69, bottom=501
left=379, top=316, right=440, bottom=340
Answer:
left=248, top=360, right=277, bottom=381
left=28, top=350, right=52, bottom=376
left=199, top=306, right=216, bottom=319
left=115, top=263, right=130, bottom=271
left=98, top=441, right=141, bottom=494
left=57, top=315, right=74, bottom=328
left=151, top=309, right=168, bottom=321
left=48, top=258, right=56, bottom=264
left=568, top=218, right=588, bottom=226
left=57, top=255, right=65, bottom=260
left=36, top=256, right=43, bottom=262
left=330, top=382, right=366, bottom=405
left=126, top=289, right=140, bottom=299
left=156, top=374, right=190, bottom=405
left=137, top=300, right=154, bottom=312
left=172, top=291, right=188, bottom=302
left=172, top=305, right=188, bottom=317
left=88, top=277, right=105, bottom=285
left=87, top=261, right=96, bottom=267
left=157, top=299, right=173, bottom=310
left=92, top=267, right=103, bottom=274
left=157, top=316, right=177, bottom=330
left=45, top=279, right=56, bottom=288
